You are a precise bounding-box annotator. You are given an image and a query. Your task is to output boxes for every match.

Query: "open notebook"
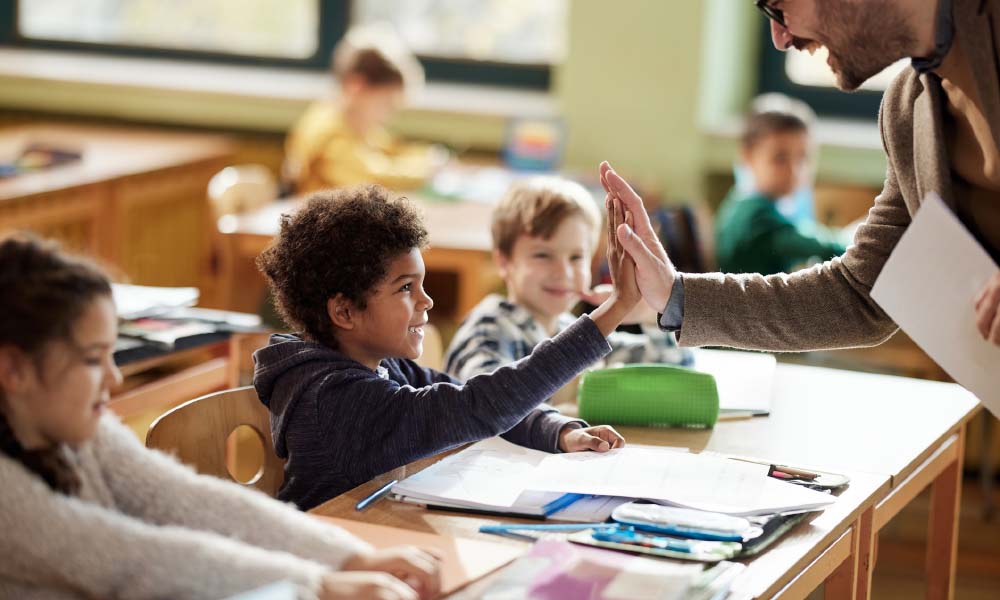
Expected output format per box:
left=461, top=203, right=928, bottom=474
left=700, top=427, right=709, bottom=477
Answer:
left=391, top=437, right=630, bottom=520
left=392, top=437, right=834, bottom=518
left=690, top=349, right=776, bottom=415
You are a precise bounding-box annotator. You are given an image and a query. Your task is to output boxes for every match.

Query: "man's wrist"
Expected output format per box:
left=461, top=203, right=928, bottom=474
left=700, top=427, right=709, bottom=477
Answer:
left=657, top=275, right=685, bottom=332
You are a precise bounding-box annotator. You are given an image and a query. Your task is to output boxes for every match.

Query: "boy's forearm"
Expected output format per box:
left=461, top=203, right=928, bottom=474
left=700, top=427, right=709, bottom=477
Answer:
left=590, top=296, right=637, bottom=337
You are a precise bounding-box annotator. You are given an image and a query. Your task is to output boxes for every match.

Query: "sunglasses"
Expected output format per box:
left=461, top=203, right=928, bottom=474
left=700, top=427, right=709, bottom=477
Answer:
left=755, top=0, right=786, bottom=27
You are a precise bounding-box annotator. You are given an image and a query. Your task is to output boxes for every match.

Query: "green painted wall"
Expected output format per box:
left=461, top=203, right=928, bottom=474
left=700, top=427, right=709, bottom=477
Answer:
left=555, top=0, right=706, bottom=200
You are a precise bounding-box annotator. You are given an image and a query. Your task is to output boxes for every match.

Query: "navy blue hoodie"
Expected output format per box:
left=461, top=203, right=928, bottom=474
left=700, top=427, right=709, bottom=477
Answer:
left=253, top=315, right=611, bottom=510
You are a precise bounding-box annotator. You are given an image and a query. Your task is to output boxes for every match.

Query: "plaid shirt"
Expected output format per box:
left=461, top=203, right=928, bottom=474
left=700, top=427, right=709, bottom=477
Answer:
left=445, top=294, right=693, bottom=383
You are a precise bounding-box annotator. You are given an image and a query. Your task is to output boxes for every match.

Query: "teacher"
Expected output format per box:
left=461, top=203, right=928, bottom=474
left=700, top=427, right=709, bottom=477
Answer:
left=604, top=0, right=1000, bottom=350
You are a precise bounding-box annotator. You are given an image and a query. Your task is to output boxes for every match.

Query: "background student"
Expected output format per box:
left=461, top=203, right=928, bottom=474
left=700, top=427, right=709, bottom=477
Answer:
left=714, top=99, right=848, bottom=275
left=285, top=24, right=446, bottom=194
left=253, top=185, right=636, bottom=511
left=0, top=234, right=441, bottom=600
left=445, top=176, right=691, bottom=386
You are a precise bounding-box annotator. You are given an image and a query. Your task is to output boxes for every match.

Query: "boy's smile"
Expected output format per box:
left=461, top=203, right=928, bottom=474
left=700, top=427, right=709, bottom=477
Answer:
left=334, top=248, right=434, bottom=370
left=498, top=215, right=595, bottom=335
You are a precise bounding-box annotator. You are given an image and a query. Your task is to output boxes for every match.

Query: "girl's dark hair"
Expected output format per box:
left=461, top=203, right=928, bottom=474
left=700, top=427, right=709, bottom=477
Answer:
left=0, top=233, right=113, bottom=495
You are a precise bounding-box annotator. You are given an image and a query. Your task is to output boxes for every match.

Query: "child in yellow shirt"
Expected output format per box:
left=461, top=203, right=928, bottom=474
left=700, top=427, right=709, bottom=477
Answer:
left=286, top=25, right=444, bottom=193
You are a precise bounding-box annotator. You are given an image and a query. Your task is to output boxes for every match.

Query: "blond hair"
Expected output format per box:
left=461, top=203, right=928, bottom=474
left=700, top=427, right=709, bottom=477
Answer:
left=491, top=177, right=601, bottom=257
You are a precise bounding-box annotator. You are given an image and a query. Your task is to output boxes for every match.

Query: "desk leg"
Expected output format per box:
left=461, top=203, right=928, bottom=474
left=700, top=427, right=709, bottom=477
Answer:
left=854, top=507, right=875, bottom=600
left=824, top=506, right=873, bottom=600
left=926, top=425, right=965, bottom=600
left=981, top=413, right=995, bottom=520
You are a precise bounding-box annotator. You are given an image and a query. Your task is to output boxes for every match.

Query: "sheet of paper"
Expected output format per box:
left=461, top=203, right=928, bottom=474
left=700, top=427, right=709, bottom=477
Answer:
left=527, top=447, right=834, bottom=516
left=111, top=283, right=199, bottom=319
left=870, top=194, right=999, bottom=416
left=691, top=349, right=776, bottom=413
left=392, top=437, right=548, bottom=507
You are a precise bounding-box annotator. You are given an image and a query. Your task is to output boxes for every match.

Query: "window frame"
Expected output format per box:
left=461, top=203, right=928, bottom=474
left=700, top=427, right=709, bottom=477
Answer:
left=0, top=0, right=550, bottom=89
left=756, top=19, right=886, bottom=120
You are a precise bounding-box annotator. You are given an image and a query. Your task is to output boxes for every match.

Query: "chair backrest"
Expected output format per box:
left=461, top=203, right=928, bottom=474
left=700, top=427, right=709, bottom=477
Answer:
left=146, top=386, right=285, bottom=497
left=207, top=164, right=278, bottom=220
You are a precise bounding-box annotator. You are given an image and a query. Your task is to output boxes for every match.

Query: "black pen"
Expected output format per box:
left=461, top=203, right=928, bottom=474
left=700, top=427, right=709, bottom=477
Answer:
left=355, top=479, right=398, bottom=511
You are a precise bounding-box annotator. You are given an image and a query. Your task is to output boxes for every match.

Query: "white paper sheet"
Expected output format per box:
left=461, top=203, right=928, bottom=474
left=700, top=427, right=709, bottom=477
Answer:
left=870, top=194, right=1000, bottom=416
left=111, top=283, right=199, bottom=319
left=392, top=438, right=676, bottom=518
left=392, top=437, right=543, bottom=507
left=527, top=447, right=834, bottom=516
left=691, top=349, right=776, bottom=413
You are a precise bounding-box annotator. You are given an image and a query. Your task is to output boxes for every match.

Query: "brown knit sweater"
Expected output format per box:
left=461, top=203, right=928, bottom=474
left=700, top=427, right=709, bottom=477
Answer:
left=679, top=0, right=1000, bottom=352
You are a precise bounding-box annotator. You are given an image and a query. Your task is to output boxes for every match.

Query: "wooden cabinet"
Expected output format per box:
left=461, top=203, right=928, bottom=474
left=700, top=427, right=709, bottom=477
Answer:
left=0, top=124, right=233, bottom=288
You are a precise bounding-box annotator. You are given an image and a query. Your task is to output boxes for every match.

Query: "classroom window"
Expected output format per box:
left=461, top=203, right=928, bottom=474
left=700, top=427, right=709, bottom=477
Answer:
left=784, top=48, right=908, bottom=92
left=757, top=21, right=907, bottom=120
left=352, top=0, right=567, bottom=66
left=18, top=0, right=320, bottom=59
left=1, top=0, right=555, bottom=88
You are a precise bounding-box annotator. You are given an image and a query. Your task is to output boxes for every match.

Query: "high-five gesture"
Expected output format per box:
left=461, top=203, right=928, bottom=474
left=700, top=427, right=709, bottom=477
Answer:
left=599, top=161, right=679, bottom=313
left=587, top=165, right=643, bottom=337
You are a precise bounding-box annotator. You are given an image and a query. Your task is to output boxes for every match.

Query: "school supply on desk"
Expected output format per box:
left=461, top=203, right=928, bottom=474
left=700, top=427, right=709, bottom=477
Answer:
left=581, top=509, right=808, bottom=562
left=392, top=437, right=833, bottom=522
left=611, top=503, right=761, bottom=542
left=870, top=193, right=1000, bottom=418
left=314, top=516, right=524, bottom=596
left=528, top=446, right=835, bottom=516
left=479, top=522, right=618, bottom=541
left=727, top=457, right=851, bottom=491
left=577, top=364, right=720, bottom=427
left=691, top=348, right=776, bottom=415
left=577, top=525, right=742, bottom=562
left=606, top=502, right=811, bottom=559
left=112, top=283, right=199, bottom=319
left=118, top=319, right=220, bottom=350
left=355, top=479, right=397, bottom=511
left=452, top=539, right=703, bottom=600
left=389, top=437, right=631, bottom=521
left=0, top=142, right=82, bottom=179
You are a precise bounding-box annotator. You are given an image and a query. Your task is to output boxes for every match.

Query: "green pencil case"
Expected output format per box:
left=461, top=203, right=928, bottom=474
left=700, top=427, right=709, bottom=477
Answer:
left=577, top=364, right=719, bottom=428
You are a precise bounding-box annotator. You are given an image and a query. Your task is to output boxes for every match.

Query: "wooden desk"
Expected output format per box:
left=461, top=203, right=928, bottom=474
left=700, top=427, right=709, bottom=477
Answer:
left=0, top=124, right=233, bottom=287
left=312, top=363, right=980, bottom=599
left=111, top=341, right=231, bottom=421
left=215, top=196, right=499, bottom=319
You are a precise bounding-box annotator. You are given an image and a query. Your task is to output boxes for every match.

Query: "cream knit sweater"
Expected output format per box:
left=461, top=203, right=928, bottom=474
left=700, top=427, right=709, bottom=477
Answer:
left=0, top=414, right=372, bottom=599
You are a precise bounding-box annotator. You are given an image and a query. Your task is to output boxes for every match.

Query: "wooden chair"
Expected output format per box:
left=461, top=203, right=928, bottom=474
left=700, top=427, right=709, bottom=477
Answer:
left=146, top=386, right=285, bottom=497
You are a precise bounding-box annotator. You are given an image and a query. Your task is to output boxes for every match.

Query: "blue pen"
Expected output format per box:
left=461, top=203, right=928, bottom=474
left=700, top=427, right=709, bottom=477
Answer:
left=592, top=527, right=695, bottom=553
left=541, top=493, right=587, bottom=517
left=480, top=522, right=615, bottom=534
left=355, top=479, right=398, bottom=511
left=479, top=522, right=616, bottom=542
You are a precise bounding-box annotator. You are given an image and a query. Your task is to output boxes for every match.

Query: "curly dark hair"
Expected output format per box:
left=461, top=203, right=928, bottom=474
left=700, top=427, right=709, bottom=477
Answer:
left=257, top=185, right=428, bottom=348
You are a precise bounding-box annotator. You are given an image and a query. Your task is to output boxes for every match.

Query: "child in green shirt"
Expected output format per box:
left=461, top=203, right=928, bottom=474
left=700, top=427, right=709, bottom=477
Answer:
left=715, top=105, right=847, bottom=275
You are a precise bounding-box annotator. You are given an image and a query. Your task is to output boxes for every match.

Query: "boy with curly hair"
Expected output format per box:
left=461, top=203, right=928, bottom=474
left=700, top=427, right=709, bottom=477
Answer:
left=254, top=185, right=638, bottom=510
